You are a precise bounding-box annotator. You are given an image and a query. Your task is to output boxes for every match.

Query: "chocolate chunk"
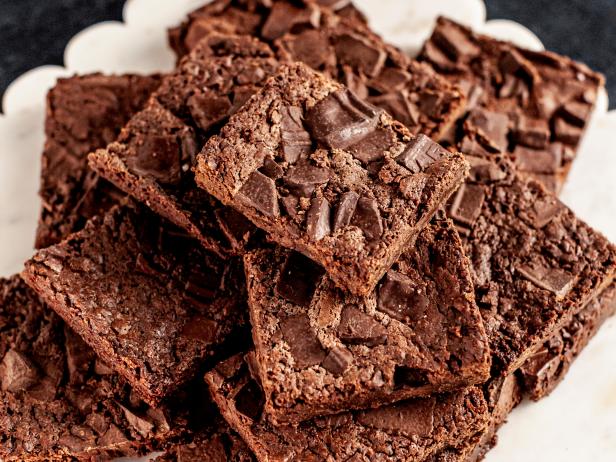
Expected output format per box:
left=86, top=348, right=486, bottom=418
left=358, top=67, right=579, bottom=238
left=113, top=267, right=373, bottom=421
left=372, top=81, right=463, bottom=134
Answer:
left=306, top=197, right=331, bottom=241
left=468, top=158, right=507, bottom=182
left=466, top=109, right=509, bottom=153
left=321, top=346, right=353, bottom=376
left=276, top=253, right=324, bottom=307
left=332, top=191, right=359, bottom=232
left=0, top=350, right=39, bottom=393
left=515, top=116, right=550, bottom=149
left=517, top=264, right=576, bottom=299
left=529, top=196, right=565, bottom=228
left=305, top=89, right=381, bottom=150
left=238, top=171, right=280, bottom=217
left=449, top=184, right=486, bottom=228
left=433, top=21, right=480, bottom=61
left=348, top=128, right=396, bottom=164
left=396, top=134, right=447, bottom=173
left=280, top=105, right=313, bottom=164
left=126, top=135, right=183, bottom=185
left=214, top=207, right=256, bottom=249
left=280, top=314, right=326, bottom=368
left=554, top=117, right=583, bottom=145
left=333, top=33, right=387, bottom=77
left=368, top=92, right=419, bottom=128
left=188, top=92, right=232, bottom=132
left=120, top=405, right=155, bottom=438
left=368, top=67, right=411, bottom=93
left=377, top=271, right=429, bottom=323
left=284, top=164, right=331, bottom=198
left=513, top=145, right=562, bottom=174
left=281, top=29, right=335, bottom=72
left=357, top=398, right=435, bottom=436
left=337, top=306, right=387, bottom=346
left=561, top=101, right=591, bottom=127
left=180, top=316, right=218, bottom=344
left=351, top=196, right=383, bottom=241
left=281, top=195, right=301, bottom=221
left=261, top=157, right=285, bottom=179
left=235, top=380, right=265, bottom=421
left=261, top=2, right=320, bottom=41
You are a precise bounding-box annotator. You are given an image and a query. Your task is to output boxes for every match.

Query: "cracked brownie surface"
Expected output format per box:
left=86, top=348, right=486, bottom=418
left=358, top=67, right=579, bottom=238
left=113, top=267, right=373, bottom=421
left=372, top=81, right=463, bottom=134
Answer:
left=196, top=63, right=468, bottom=295
left=244, top=217, right=489, bottom=424
left=420, top=17, right=604, bottom=193
left=205, top=353, right=489, bottom=462
left=36, top=73, right=160, bottom=249
left=22, top=204, right=247, bottom=406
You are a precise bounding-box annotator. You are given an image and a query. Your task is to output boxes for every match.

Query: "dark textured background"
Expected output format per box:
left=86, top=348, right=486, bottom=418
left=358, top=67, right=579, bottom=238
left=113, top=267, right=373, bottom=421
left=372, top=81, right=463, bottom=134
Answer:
left=1, top=0, right=615, bottom=108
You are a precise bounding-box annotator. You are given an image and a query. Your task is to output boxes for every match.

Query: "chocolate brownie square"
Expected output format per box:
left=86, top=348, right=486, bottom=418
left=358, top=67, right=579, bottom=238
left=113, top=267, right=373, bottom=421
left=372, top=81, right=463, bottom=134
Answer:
left=169, top=1, right=465, bottom=141
left=205, top=353, right=489, bottom=462
left=446, top=155, right=616, bottom=376
left=244, top=217, right=489, bottom=424
left=196, top=63, right=469, bottom=295
left=519, top=281, right=616, bottom=400
left=420, top=17, right=605, bottom=193
left=36, top=73, right=160, bottom=249
left=168, top=0, right=366, bottom=59
left=22, top=204, right=246, bottom=406
left=0, top=276, right=197, bottom=461
left=89, top=34, right=280, bottom=257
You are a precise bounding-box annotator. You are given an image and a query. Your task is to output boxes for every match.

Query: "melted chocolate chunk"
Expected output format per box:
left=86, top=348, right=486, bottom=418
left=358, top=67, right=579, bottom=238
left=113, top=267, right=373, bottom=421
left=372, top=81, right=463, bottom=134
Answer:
left=466, top=109, right=510, bottom=153
left=280, top=314, right=326, bottom=368
left=0, top=350, right=40, bottom=393
left=237, top=171, right=280, bottom=217
left=368, top=67, right=411, bottom=93
left=332, top=191, right=359, bottom=233
left=306, top=197, right=332, bottom=241
left=357, top=398, right=435, bottom=436
left=284, top=163, right=331, bottom=197
left=378, top=271, right=429, bottom=323
left=275, top=252, right=324, bottom=307
left=333, top=33, right=387, bottom=77
left=449, top=183, right=486, bottom=229
left=126, top=135, right=184, bottom=185
left=349, top=128, right=396, bottom=164
left=517, top=264, right=576, bottom=299
left=337, top=306, right=387, bottom=346
left=281, top=29, right=336, bottom=72
left=234, top=379, right=264, bottom=421
left=261, top=1, right=320, bottom=41
left=321, top=346, right=353, bottom=376
left=514, top=116, right=550, bottom=149
left=188, top=91, right=232, bottom=132
left=432, top=21, right=480, bottom=61
left=305, top=89, right=382, bottom=150
left=280, top=105, right=313, bottom=163
left=351, top=196, right=383, bottom=241
left=396, top=134, right=447, bottom=173
left=368, top=92, right=419, bottom=128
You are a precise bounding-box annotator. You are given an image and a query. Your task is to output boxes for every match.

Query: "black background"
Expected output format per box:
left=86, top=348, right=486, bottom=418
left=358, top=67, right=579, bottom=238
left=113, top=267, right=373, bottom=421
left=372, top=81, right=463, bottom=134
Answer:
left=1, top=0, right=615, bottom=108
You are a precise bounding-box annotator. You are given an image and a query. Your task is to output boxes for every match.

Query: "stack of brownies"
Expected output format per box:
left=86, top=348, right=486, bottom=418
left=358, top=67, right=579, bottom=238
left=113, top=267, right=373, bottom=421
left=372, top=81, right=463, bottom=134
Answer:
left=2, top=1, right=615, bottom=461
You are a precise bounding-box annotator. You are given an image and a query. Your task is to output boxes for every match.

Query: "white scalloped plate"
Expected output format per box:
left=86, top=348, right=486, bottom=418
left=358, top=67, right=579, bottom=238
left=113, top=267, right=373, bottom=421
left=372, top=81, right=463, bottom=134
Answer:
left=1, top=1, right=615, bottom=461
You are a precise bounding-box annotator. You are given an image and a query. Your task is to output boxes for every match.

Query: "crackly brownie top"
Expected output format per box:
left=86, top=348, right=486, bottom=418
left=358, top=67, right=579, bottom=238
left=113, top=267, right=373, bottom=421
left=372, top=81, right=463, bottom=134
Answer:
left=274, top=10, right=464, bottom=139
left=168, top=0, right=366, bottom=58
left=89, top=34, right=279, bottom=256
left=206, top=353, right=488, bottom=462
left=36, top=73, right=160, bottom=249
left=245, top=218, right=489, bottom=423
left=22, top=204, right=246, bottom=405
left=446, top=155, right=616, bottom=375
left=0, top=276, right=192, bottom=461
left=196, top=63, right=468, bottom=295
left=420, top=17, right=604, bottom=192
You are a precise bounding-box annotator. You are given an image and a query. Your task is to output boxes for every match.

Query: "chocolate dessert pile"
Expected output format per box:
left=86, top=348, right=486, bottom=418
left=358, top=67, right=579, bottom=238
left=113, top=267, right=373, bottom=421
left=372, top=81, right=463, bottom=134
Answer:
left=2, top=2, right=614, bottom=461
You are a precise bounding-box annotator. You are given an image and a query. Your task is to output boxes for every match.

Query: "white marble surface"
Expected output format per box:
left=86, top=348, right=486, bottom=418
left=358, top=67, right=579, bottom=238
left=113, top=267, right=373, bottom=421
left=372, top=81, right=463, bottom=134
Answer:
left=0, top=1, right=615, bottom=460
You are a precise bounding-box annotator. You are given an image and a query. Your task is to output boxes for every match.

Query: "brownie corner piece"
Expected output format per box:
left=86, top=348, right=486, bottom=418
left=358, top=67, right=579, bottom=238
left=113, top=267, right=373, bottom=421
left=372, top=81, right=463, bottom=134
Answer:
left=206, top=352, right=488, bottom=462
left=22, top=203, right=246, bottom=406
left=420, top=16, right=604, bottom=193
left=196, top=62, right=469, bottom=295
left=243, top=216, right=490, bottom=424
left=36, top=73, right=160, bottom=249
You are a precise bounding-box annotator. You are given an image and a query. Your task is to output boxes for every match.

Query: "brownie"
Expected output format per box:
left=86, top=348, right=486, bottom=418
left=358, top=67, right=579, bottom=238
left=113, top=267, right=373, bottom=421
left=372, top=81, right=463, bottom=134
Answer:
left=0, top=276, right=196, bottom=461
left=89, top=34, right=280, bottom=257
left=22, top=203, right=246, bottom=406
left=205, top=353, right=489, bottom=462
left=168, top=0, right=366, bottom=59
left=419, top=17, right=605, bottom=193
left=427, top=375, right=522, bottom=462
left=196, top=63, right=469, bottom=295
left=169, top=1, right=465, bottom=142
left=244, top=217, right=490, bottom=424
left=519, top=281, right=616, bottom=400
left=36, top=73, right=160, bottom=249
left=445, top=154, right=616, bottom=376
left=155, top=418, right=254, bottom=462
